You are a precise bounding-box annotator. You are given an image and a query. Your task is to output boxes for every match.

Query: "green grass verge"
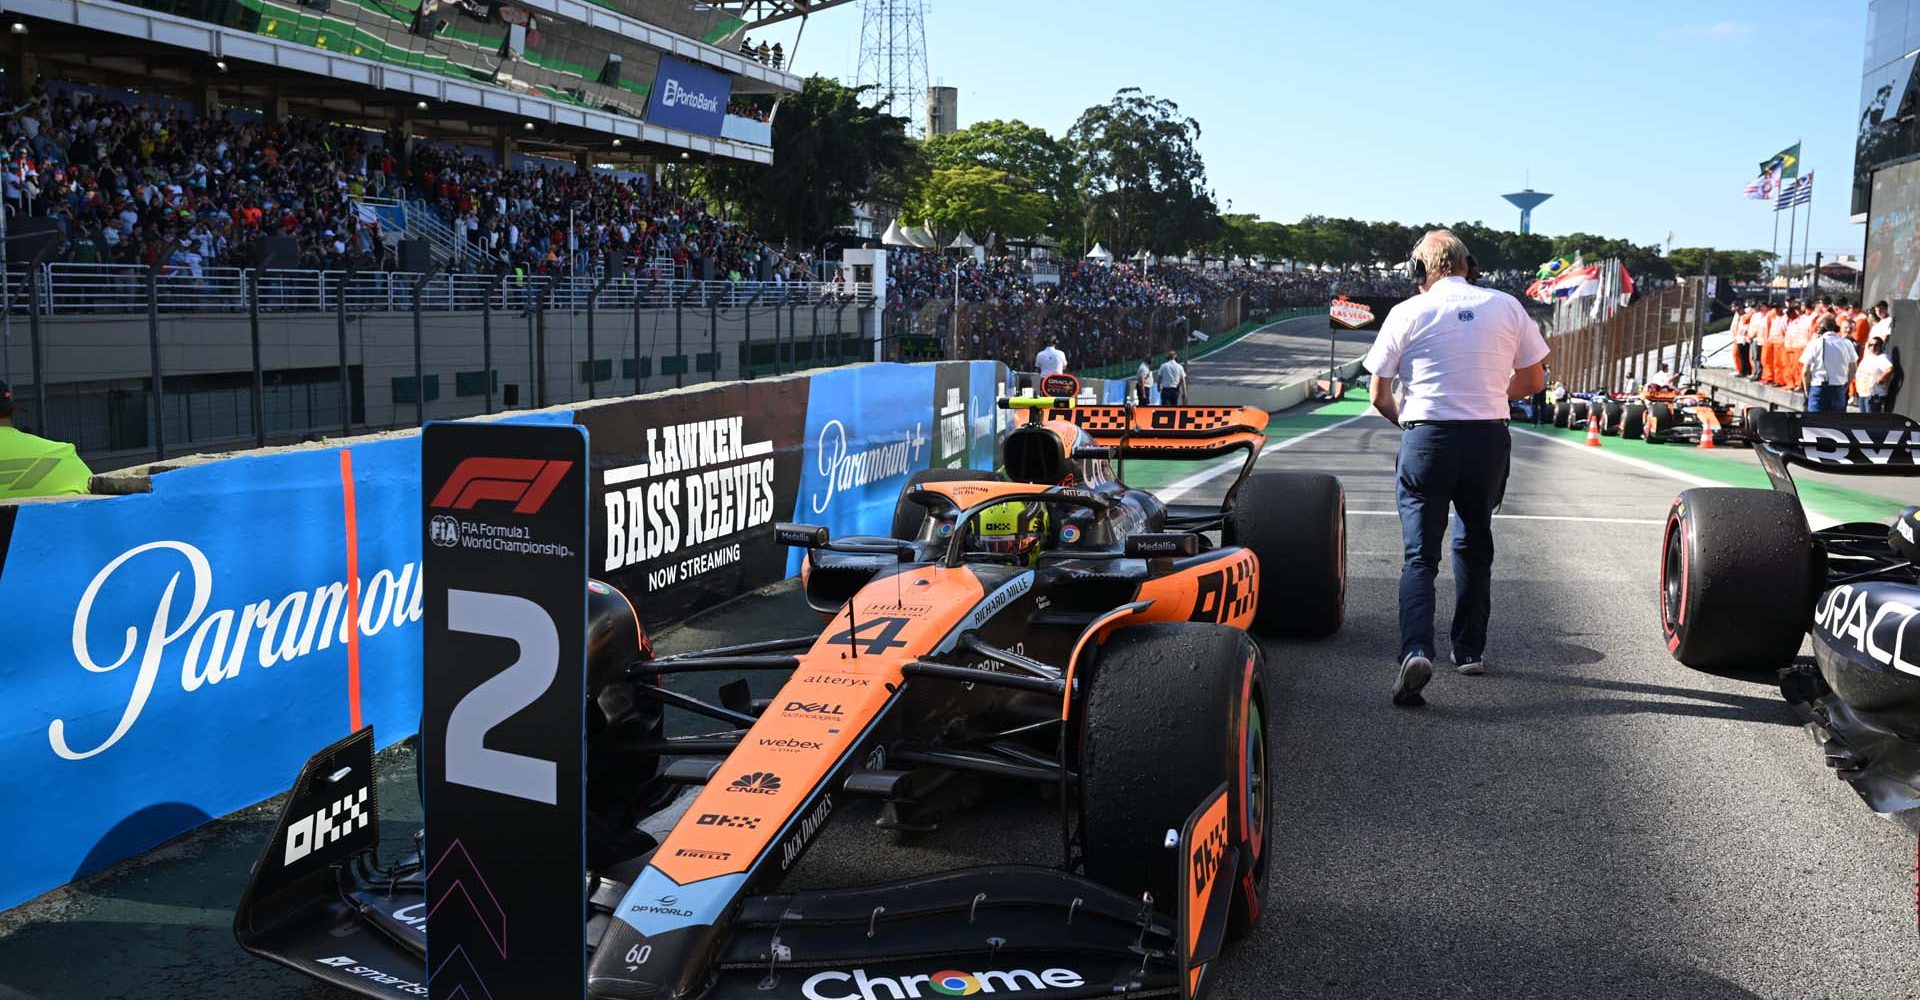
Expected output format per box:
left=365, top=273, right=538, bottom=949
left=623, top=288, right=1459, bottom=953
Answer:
left=1524, top=423, right=1906, bottom=523
left=1072, top=308, right=1324, bottom=382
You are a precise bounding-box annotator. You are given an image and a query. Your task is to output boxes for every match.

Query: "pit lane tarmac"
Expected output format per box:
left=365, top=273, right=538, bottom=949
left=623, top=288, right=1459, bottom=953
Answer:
left=4, top=404, right=1920, bottom=1000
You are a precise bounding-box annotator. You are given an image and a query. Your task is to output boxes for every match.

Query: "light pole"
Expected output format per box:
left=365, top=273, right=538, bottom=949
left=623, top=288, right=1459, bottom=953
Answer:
left=948, top=229, right=976, bottom=360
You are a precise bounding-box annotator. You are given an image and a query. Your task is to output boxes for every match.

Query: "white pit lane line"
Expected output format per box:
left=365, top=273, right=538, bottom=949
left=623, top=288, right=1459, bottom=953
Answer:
left=1157, top=412, right=1374, bottom=503
left=1510, top=426, right=1843, bottom=529
left=1346, top=509, right=1663, bottom=526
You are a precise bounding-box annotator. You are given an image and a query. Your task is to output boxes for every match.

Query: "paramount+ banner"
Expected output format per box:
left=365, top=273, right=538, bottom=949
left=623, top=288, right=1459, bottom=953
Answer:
left=1329, top=294, right=1407, bottom=332
left=0, top=414, right=576, bottom=910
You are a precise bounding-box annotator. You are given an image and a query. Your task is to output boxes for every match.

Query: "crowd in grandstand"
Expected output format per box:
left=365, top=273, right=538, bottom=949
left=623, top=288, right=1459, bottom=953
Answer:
left=0, top=83, right=797, bottom=284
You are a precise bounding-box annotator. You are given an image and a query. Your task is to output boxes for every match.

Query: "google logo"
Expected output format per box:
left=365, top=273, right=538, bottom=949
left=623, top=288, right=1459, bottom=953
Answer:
left=928, top=971, right=980, bottom=996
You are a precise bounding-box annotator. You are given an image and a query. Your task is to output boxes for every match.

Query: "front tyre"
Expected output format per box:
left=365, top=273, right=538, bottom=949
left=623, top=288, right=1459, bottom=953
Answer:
left=1228, top=471, right=1345, bottom=636
left=1080, top=623, right=1269, bottom=939
left=1660, top=488, right=1814, bottom=671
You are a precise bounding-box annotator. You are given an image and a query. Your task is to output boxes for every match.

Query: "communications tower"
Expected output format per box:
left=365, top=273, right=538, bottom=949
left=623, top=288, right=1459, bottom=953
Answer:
left=1502, top=188, right=1553, bottom=235
left=856, top=0, right=931, bottom=135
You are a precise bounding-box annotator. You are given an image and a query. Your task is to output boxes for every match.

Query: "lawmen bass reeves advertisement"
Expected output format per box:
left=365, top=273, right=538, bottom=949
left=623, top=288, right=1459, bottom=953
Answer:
left=583, top=380, right=810, bottom=625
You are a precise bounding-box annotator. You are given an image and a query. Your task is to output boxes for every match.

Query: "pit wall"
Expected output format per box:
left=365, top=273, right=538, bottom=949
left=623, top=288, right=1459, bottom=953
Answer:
left=0, top=359, right=1008, bottom=912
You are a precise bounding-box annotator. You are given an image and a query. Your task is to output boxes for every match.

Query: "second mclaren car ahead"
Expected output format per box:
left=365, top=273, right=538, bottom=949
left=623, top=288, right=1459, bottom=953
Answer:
left=235, top=384, right=1348, bottom=1000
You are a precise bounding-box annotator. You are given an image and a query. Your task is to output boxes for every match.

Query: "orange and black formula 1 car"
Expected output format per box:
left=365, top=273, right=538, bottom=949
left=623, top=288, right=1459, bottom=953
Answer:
left=233, top=384, right=1345, bottom=1000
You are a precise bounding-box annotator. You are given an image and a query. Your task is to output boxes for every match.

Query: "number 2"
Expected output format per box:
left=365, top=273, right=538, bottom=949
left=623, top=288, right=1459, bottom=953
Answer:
left=445, top=589, right=560, bottom=804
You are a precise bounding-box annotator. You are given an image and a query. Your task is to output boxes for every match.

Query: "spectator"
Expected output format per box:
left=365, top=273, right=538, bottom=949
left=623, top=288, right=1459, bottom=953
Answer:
left=1135, top=357, right=1154, bottom=406
left=1856, top=334, right=1895, bottom=413
left=1156, top=350, right=1187, bottom=406
left=1801, top=317, right=1857, bottom=413
left=1036, top=338, right=1066, bottom=376
left=0, top=380, right=92, bottom=500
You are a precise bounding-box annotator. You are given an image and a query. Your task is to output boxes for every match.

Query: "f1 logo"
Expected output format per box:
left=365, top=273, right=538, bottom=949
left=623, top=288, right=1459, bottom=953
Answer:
left=431, top=458, right=574, bottom=513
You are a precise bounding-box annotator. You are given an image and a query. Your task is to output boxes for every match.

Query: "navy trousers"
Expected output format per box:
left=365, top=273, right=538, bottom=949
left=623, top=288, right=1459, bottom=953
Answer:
left=1395, top=422, right=1511, bottom=664
left=1807, top=384, right=1848, bottom=413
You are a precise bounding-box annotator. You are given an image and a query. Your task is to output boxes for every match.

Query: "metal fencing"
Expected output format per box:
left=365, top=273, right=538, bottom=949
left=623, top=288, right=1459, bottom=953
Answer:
left=21, top=263, right=869, bottom=317
left=4, top=269, right=877, bottom=468
left=880, top=294, right=1249, bottom=371
left=1544, top=277, right=1709, bottom=393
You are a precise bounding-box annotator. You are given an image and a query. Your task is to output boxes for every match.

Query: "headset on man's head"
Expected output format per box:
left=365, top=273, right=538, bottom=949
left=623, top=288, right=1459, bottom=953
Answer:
left=1407, top=240, right=1479, bottom=287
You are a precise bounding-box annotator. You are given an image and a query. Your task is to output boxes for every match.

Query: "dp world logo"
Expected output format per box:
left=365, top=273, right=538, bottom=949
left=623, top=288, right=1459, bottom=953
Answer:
left=429, top=515, right=459, bottom=548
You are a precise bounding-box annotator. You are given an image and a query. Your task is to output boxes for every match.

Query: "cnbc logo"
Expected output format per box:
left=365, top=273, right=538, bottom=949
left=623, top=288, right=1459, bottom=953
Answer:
left=728, top=771, right=782, bottom=794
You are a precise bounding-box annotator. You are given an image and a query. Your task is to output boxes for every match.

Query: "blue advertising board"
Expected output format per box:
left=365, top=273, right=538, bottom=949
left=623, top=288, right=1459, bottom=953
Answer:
left=788, top=364, right=936, bottom=573
left=647, top=55, right=733, bottom=138
left=0, top=412, right=573, bottom=911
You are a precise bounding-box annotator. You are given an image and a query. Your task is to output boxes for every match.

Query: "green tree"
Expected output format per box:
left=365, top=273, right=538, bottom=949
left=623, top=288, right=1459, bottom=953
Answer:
left=692, top=76, right=911, bottom=248
left=908, top=166, right=1052, bottom=242
left=1668, top=247, right=1774, bottom=282
left=920, top=118, right=1078, bottom=244
left=1067, top=88, right=1220, bottom=256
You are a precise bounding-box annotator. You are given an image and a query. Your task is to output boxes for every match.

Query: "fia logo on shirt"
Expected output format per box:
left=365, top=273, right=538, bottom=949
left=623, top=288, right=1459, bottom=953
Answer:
left=1456, top=310, right=1476, bottom=323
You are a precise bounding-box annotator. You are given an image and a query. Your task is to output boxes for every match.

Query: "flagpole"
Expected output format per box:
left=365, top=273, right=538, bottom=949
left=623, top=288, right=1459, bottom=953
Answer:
left=1783, top=186, right=1800, bottom=300
left=1801, top=172, right=1814, bottom=297
left=1769, top=196, right=1783, bottom=297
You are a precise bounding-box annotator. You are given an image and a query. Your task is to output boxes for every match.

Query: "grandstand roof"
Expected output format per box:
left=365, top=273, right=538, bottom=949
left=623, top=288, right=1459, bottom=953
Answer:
left=5, top=0, right=841, bottom=165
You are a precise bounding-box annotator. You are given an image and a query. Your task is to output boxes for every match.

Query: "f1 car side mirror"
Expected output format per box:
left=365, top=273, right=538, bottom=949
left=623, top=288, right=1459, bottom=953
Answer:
left=774, top=523, right=829, bottom=548
left=1124, top=533, right=1199, bottom=558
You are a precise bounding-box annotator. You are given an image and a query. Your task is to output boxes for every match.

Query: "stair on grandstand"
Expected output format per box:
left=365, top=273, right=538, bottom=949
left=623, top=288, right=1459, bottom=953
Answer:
left=347, top=198, right=500, bottom=271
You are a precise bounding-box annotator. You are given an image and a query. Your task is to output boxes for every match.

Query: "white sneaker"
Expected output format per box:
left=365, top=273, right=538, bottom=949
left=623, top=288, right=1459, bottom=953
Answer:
left=1391, top=653, right=1432, bottom=707
left=1454, top=658, right=1487, bottom=677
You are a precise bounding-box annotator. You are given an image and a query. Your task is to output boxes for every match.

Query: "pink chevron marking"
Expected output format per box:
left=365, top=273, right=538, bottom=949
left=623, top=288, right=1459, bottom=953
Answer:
left=427, top=839, right=509, bottom=959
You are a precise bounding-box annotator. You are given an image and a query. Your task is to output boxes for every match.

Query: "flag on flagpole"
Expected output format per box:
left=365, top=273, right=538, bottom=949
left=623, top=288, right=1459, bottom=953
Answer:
left=1775, top=173, right=1812, bottom=211
left=1746, top=166, right=1782, bottom=201
left=1759, top=142, right=1801, bottom=180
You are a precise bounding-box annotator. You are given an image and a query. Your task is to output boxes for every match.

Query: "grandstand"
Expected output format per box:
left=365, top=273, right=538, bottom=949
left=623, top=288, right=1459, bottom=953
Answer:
left=0, top=0, right=862, bottom=464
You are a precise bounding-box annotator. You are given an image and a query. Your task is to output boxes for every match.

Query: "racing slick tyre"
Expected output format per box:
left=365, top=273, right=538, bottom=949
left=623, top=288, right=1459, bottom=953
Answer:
left=1643, top=401, right=1674, bottom=443
left=1602, top=400, right=1625, bottom=435
left=1081, top=623, right=1269, bottom=939
left=891, top=467, right=1004, bottom=540
left=1552, top=401, right=1572, bottom=428
left=1620, top=402, right=1646, bottom=440
left=1660, top=488, right=1815, bottom=673
left=1568, top=399, right=1590, bottom=427
left=1227, top=471, right=1345, bottom=636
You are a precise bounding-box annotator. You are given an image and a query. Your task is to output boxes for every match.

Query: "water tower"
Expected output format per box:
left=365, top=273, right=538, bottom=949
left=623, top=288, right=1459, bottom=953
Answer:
left=1502, top=188, right=1553, bottom=235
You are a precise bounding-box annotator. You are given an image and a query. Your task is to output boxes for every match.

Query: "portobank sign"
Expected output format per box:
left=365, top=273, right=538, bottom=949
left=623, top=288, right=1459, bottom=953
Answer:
left=47, top=540, right=420, bottom=761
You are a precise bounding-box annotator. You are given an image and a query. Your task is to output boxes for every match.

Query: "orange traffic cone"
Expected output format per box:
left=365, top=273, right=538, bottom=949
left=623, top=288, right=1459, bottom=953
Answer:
left=1696, top=428, right=1716, bottom=449
left=1585, top=411, right=1602, bottom=447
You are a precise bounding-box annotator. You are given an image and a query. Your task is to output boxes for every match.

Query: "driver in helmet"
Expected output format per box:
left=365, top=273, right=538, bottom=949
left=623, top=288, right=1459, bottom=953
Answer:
left=965, top=500, right=1054, bottom=566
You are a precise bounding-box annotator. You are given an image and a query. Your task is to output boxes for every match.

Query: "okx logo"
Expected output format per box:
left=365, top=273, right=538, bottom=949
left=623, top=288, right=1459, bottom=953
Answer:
left=284, top=787, right=370, bottom=865
left=431, top=458, right=573, bottom=513
left=729, top=771, right=783, bottom=794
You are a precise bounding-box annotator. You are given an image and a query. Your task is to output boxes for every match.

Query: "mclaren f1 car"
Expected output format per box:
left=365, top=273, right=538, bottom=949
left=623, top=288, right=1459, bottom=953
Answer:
left=233, top=377, right=1347, bottom=999
left=1660, top=410, right=1920, bottom=835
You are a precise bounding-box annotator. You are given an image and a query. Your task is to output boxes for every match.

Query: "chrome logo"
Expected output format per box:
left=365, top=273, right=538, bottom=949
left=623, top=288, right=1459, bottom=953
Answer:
left=1059, top=524, right=1081, bottom=544
left=928, top=971, right=980, bottom=996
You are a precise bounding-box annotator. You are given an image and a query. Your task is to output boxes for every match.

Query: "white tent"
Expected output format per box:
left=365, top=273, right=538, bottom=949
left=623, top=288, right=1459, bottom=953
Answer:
left=949, top=230, right=977, bottom=250
left=902, top=225, right=940, bottom=249
left=1086, top=242, right=1114, bottom=262
left=881, top=218, right=912, bottom=248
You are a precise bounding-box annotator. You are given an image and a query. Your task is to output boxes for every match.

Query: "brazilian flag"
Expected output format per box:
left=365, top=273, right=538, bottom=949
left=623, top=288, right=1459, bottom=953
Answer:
left=1759, top=143, right=1800, bottom=179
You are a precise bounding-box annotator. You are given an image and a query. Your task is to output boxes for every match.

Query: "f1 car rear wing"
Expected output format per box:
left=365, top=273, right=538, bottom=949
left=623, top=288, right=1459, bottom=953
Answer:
left=1749, top=411, right=1920, bottom=499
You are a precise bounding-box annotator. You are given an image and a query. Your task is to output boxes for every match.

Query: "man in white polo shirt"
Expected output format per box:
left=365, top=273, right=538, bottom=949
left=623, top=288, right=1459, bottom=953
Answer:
left=1364, top=230, right=1549, bottom=707
left=1035, top=338, right=1067, bottom=378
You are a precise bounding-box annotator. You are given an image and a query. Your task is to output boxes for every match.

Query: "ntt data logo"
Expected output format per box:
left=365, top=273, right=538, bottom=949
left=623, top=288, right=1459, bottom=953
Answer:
left=800, top=966, right=1085, bottom=1000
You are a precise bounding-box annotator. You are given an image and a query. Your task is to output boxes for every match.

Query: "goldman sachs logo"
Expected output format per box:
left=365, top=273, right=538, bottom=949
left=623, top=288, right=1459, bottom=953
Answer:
left=661, top=79, right=721, bottom=113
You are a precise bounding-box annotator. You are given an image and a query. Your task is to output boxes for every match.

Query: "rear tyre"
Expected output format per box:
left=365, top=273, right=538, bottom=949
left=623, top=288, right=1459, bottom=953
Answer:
left=1569, top=399, right=1590, bottom=427
left=1660, top=488, right=1814, bottom=672
left=1644, top=402, right=1674, bottom=443
left=1603, top=400, right=1625, bottom=435
left=1080, top=623, right=1268, bottom=939
left=891, top=467, right=1003, bottom=540
left=1227, top=471, right=1345, bottom=636
left=1552, top=402, right=1572, bottom=428
left=1620, top=402, right=1646, bottom=440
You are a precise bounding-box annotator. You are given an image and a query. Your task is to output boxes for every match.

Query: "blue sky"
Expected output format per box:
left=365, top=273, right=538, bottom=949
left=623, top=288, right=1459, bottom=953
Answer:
left=756, top=0, right=1868, bottom=260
